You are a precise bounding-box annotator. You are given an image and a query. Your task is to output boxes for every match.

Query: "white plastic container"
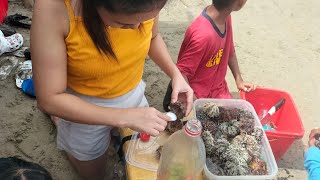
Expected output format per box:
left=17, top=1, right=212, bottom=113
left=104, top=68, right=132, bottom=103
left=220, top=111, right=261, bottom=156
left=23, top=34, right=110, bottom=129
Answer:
left=125, top=132, right=163, bottom=171
left=194, top=99, right=278, bottom=180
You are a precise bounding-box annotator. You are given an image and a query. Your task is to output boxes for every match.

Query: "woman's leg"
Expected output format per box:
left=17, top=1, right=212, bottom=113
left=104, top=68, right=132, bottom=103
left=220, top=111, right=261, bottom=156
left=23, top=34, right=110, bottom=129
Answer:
left=57, top=119, right=112, bottom=180
left=67, top=150, right=108, bottom=180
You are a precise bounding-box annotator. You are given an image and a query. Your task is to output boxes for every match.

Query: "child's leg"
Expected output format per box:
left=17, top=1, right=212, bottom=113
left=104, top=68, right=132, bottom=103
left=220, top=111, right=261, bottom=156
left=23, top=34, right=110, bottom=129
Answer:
left=0, top=0, right=8, bottom=23
left=163, top=80, right=172, bottom=112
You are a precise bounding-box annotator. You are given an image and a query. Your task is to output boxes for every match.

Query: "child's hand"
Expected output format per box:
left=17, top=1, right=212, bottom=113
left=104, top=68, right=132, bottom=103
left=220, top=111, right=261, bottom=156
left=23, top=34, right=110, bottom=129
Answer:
left=236, top=80, right=256, bottom=92
left=309, top=128, right=320, bottom=140
left=304, top=128, right=320, bottom=153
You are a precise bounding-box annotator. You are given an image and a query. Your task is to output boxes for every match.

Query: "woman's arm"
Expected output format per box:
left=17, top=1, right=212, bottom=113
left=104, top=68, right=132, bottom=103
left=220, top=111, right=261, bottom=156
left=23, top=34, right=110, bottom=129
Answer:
left=148, top=16, right=193, bottom=115
left=31, top=0, right=168, bottom=136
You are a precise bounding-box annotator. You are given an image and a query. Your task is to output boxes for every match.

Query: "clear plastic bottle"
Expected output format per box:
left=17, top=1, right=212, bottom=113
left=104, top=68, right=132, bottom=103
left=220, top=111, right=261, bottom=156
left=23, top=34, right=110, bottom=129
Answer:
left=157, top=119, right=206, bottom=180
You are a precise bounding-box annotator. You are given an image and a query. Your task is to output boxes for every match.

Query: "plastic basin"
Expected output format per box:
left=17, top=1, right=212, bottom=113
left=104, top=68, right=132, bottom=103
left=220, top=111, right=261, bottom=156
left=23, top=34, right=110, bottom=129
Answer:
left=194, top=99, right=278, bottom=180
left=240, top=87, right=305, bottom=160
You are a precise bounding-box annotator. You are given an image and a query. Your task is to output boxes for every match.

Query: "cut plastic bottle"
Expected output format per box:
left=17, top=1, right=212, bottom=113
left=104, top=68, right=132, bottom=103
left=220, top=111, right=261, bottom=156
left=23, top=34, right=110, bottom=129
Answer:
left=157, top=119, right=206, bottom=180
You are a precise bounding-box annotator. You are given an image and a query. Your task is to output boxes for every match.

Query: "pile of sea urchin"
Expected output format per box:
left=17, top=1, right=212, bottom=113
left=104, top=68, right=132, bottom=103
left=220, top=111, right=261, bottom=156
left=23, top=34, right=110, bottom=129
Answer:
left=198, top=102, right=267, bottom=176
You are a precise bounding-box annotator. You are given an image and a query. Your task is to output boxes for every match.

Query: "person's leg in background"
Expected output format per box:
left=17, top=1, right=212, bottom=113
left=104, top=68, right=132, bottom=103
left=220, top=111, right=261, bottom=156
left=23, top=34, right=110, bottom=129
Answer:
left=0, top=0, right=8, bottom=24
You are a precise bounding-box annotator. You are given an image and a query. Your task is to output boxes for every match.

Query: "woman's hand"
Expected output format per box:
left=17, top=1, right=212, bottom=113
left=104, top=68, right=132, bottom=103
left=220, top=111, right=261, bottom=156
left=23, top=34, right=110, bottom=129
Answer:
left=236, top=79, right=256, bottom=92
left=171, top=74, right=194, bottom=116
left=119, top=107, right=171, bottom=137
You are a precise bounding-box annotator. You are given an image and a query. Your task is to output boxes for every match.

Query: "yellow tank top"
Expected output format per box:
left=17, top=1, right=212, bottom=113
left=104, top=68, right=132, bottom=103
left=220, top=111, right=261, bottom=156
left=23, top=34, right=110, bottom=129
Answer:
left=64, top=0, right=154, bottom=98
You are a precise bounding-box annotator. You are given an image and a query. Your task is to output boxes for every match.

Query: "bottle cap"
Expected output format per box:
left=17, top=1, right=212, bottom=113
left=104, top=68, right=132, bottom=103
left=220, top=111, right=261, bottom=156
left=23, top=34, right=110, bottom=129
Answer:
left=140, top=133, right=150, bottom=142
left=184, top=119, right=202, bottom=137
left=166, top=112, right=177, bottom=121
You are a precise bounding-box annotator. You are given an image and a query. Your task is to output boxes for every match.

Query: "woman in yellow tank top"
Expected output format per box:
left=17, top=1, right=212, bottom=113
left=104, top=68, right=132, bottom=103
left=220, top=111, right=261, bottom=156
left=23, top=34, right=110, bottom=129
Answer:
left=31, top=0, right=193, bottom=179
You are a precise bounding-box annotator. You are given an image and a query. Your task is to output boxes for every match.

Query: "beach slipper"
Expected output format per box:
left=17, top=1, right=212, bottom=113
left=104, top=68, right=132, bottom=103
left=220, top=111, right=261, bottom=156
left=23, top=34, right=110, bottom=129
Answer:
left=0, top=30, right=24, bottom=56
left=0, top=24, right=16, bottom=37
left=15, top=60, right=32, bottom=88
left=4, top=14, right=32, bottom=29
left=0, top=56, right=19, bottom=80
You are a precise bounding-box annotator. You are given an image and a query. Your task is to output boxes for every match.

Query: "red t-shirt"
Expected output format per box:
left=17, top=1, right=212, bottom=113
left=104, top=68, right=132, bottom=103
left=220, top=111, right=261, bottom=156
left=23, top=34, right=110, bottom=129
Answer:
left=177, top=9, right=235, bottom=99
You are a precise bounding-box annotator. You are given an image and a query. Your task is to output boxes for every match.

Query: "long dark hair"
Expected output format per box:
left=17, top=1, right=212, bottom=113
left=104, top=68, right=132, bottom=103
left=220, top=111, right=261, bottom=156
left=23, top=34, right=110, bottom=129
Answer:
left=81, top=0, right=168, bottom=58
left=0, top=157, right=53, bottom=180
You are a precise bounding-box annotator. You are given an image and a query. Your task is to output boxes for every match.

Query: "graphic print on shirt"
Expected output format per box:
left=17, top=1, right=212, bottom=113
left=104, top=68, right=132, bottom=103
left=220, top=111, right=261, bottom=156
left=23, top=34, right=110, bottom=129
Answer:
left=206, top=48, right=224, bottom=68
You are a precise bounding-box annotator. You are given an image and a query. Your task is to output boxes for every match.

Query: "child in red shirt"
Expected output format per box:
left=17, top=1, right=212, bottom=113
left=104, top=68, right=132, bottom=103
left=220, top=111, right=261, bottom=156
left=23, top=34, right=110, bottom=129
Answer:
left=164, top=0, right=256, bottom=111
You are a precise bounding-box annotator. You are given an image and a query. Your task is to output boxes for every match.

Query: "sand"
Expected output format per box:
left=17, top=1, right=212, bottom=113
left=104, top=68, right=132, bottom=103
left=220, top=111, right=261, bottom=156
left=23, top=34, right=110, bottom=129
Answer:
left=1, top=0, right=319, bottom=179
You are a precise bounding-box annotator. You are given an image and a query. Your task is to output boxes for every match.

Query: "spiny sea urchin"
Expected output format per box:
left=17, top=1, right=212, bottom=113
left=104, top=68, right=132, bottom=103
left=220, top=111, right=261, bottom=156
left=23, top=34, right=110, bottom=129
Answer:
left=223, top=143, right=251, bottom=164
left=218, top=120, right=240, bottom=139
left=239, top=115, right=255, bottom=134
left=224, top=161, right=250, bottom=176
left=252, top=127, right=264, bottom=142
left=165, top=102, right=184, bottom=134
left=213, top=138, right=230, bottom=158
left=165, top=120, right=183, bottom=134
left=249, top=158, right=268, bottom=175
left=202, top=120, right=218, bottom=135
left=203, top=102, right=220, bottom=118
left=232, top=133, right=261, bottom=159
left=223, top=143, right=251, bottom=176
left=196, top=109, right=210, bottom=122
left=217, top=107, right=241, bottom=122
left=169, top=101, right=185, bottom=120
left=202, top=130, right=215, bottom=157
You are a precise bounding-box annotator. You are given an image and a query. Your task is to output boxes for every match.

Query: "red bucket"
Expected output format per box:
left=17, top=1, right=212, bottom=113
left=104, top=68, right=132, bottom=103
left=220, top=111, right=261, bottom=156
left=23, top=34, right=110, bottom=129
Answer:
left=240, top=87, right=304, bottom=161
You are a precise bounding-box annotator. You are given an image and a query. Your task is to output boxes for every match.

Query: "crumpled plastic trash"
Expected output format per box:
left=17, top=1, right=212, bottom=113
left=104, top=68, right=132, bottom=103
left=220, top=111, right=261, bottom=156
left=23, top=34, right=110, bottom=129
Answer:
left=112, top=161, right=125, bottom=180
left=15, top=60, right=32, bottom=88
left=10, top=47, right=29, bottom=58
left=0, top=56, right=19, bottom=80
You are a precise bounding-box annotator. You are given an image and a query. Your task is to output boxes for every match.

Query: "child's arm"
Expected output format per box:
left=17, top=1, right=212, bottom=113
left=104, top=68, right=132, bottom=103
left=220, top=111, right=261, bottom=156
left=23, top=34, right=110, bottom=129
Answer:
left=305, top=128, right=320, bottom=180
left=305, top=146, right=320, bottom=180
left=228, top=53, right=256, bottom=92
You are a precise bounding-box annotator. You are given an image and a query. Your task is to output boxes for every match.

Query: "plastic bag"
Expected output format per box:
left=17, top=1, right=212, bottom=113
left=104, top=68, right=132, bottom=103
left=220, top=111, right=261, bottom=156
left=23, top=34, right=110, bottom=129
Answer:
left=0, top=56, right=19, bottom=80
